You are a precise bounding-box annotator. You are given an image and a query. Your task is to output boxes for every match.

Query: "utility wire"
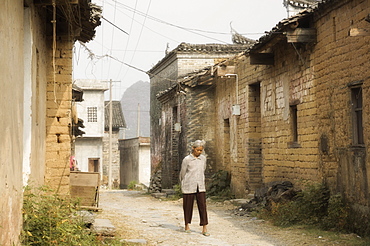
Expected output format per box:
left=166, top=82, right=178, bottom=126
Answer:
left=109, top=0, right=228, bottom=44
left=107, top=0, right=118, bottom=76
left=100, top=15, right=129, bottom=35
left=116, top=0, right=138, bottom=81
left=120, top=0, right=152, bottom=81
left=79, top=41, right=177, bottom=83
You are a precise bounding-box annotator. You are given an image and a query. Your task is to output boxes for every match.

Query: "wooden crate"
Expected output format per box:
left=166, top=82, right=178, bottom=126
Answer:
left=70, top=172, right=100, bottom=207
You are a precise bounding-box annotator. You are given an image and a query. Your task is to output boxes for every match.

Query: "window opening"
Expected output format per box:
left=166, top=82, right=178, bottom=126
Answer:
left=351, top=87, right=364, bottom=145
left=291, top=105, right=298, bottom=143
left=87, top=107, right=97, bottom=122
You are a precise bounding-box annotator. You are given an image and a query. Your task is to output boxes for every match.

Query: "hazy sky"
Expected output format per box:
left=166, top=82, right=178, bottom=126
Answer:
left=73, top=0, right=287, bottom=100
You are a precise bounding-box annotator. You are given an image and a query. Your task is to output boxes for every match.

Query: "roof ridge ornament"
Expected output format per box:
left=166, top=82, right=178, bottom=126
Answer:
left=230, top=22, right=255, bottom=45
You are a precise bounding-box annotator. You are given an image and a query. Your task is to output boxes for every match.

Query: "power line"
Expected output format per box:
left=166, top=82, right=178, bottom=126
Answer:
left=78, top=41, right=177, bottom=83
left=116, top=0, right=138, bottom=81
left=119, top=0, right=152, bottom=82
left=109, top=0, right=229, bottom=44
left=100, top=15, right=129, bottom=35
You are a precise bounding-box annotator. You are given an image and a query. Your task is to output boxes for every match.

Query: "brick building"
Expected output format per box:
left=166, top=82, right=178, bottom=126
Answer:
left=149, top=43, right=252, bottom=189
left=154, top=0, right=370, bottom=223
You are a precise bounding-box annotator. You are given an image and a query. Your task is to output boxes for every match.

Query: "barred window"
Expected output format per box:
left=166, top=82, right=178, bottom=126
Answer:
left=351, top=86, right=363, bottom=145
left=87, top=107, right=97, bottom=122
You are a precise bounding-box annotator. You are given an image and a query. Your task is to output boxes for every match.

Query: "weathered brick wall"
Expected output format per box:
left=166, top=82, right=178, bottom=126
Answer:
left=157, top=89, right=181, bottom=188
left=261, top=44, right=318, bottom=185
left=150, top=50, right=237, bottom=181
left=214, top=41, right=319, bottom=197
left=185, top=85, right=217, bottom=180
left=213, top=0, right=370, bottom=203
left=255, top=42, right=319, bottom=187
left=149, top=55, right=178, bottom=175
left=314, top=0, right=370, bottom=207
left=45, top=36, right=73, bottom=194
left=214, top=70, right=248, bottom=196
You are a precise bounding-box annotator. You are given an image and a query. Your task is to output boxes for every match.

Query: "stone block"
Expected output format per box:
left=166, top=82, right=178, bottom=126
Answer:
left=91, top=219, right=116, bottom=236
left=151, top=192, right=167, bottom=199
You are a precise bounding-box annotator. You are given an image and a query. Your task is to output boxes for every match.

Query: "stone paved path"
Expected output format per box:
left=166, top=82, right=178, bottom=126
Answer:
left=96, top=190, right=279, bottom=246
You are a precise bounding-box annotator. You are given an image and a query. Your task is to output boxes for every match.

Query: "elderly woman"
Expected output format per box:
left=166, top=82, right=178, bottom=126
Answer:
left=179, top=140, right=210, bottom=236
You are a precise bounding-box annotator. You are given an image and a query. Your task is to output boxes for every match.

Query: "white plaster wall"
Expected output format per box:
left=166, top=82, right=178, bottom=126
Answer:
left=23, top=6, right=47, bottom=188
left=23, top=8, right=32, bottom=186
left=0, top=1, right=24, bottom=244
left=139, top=144, right=151, bottom=187
left=74, top=138, right=103, bottom=172
left=74, top=79, right=108, bottom=137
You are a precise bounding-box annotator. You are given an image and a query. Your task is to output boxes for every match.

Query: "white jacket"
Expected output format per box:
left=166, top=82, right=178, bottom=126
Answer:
left=179, top=154, right=206, bottom=194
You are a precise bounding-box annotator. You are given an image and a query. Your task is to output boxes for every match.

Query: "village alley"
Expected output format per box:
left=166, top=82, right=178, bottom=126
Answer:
left=95, top=190, right=362, bottom=246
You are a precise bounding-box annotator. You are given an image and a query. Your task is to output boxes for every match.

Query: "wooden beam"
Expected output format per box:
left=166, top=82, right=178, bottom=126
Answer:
left=34, top=0, right=79, bottom=5
left=349, top=28, right=370, bottom=37
left=250, top=53, right=274, bottom=65
left=286, top=28, right=316, bottom=43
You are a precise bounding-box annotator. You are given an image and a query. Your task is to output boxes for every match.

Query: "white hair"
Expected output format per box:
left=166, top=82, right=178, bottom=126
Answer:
left=192, top=140, right=206, bottom=148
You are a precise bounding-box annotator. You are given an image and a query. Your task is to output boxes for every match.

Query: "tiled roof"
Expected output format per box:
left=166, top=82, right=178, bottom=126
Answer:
left=156, top=66, right=213, bottom=99
left=104, top=101, right=126, bottom=130
left=247, top=0, right=330, bottom=53
left=148, top=42, right=254, bottom=74
left=285, top=0, right=321, bottom=8
left=174, top=42, right=253, bottom=53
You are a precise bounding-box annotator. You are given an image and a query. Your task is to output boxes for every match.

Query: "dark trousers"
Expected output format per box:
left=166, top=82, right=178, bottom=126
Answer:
left=183, top=191, right=208, bottom=226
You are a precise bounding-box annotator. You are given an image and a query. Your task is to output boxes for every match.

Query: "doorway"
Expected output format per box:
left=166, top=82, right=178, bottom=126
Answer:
left=88, top=158, right=100, bottom=172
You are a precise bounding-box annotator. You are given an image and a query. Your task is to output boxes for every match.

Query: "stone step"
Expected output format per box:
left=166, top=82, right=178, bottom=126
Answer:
left=91, top=218, right=116, bottom=236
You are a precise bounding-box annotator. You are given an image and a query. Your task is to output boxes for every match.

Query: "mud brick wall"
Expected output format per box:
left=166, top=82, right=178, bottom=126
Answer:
left=314, top=0, right=370, bottom=207
left=215, top=41, right=320, bottom=197
left=150, top=49, right=237, bottom=181
left=45, top=37, right=73, bottom=194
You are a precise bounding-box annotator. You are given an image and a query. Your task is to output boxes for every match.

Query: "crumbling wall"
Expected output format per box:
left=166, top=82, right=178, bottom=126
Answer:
left=45, top=36, right=73, bottom=194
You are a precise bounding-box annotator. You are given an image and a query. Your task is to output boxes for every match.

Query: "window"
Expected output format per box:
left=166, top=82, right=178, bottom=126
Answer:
left=291, top=105, right=298, bottom=143
left=87, top=107, right=97, bottom=122
left=288, top=104, right=300, bottom=148
left=351, top=86, right=364, bottom=145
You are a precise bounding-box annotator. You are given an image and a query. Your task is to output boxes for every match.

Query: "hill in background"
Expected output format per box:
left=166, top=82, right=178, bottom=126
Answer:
left=120, top=81, right=150, bottom=139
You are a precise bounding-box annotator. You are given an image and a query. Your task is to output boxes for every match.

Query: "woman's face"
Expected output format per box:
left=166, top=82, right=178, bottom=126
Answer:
left=192, top=146, right=203, bottom=157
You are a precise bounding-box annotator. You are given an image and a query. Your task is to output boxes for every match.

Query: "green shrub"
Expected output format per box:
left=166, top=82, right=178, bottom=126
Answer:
left=22, top=186, right=101, bottom=246
left=207, top=170, right=233, bottom=200
left=321, top=194, right=349, bottom=231
left=127, top=180, right=138, bottom=190
left=260, top=183, right=349, bottom=231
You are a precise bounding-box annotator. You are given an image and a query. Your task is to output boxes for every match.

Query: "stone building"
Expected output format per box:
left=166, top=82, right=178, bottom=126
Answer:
left=148, top=42, right=252, bottom=189
left=0, top=1, right=100, bottom=244
left=155, top=0, right=370, bottom=225
left=103, top=101, right=126, bottom=186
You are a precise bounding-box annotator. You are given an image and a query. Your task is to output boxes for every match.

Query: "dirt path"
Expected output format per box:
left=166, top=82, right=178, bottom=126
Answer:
left=96, top=190, right=364, bottom=246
